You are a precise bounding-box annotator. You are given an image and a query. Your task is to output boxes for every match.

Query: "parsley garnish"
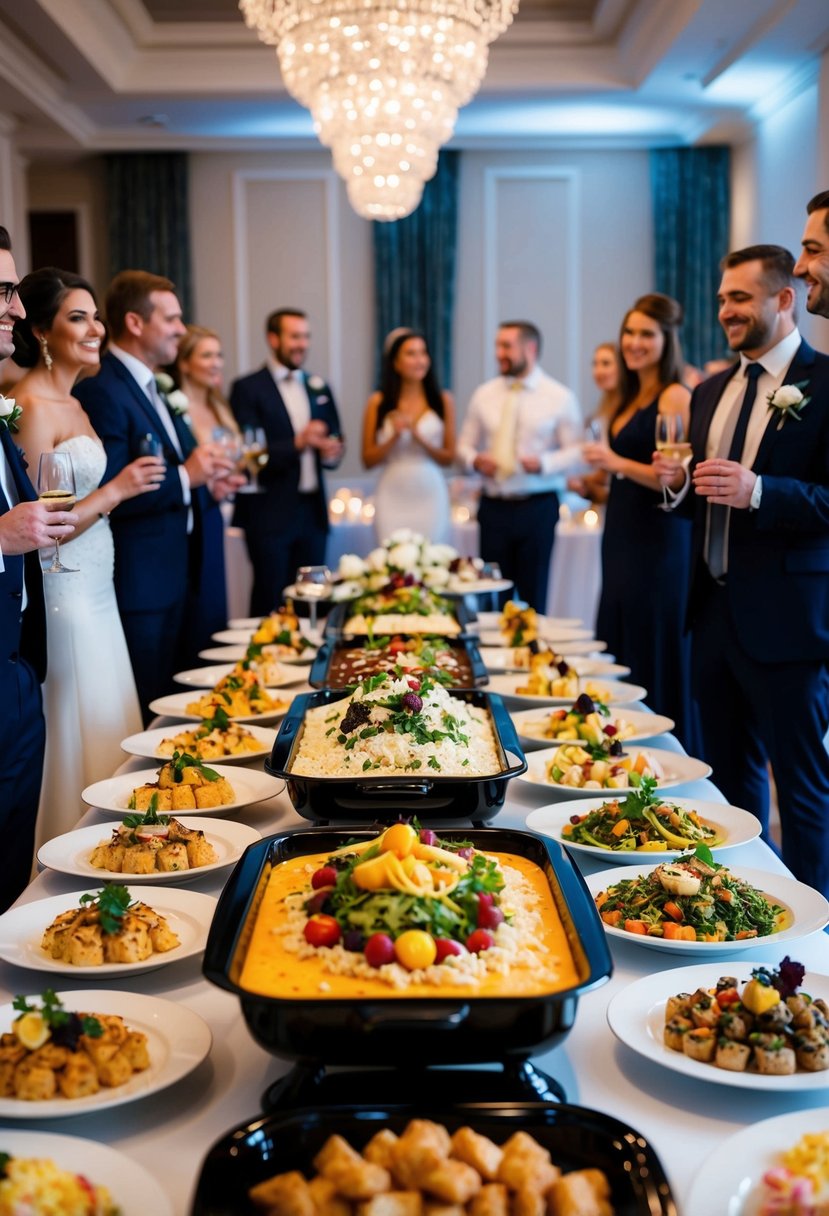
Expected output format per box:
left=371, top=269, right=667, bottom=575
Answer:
left=79, top=884, right=133, bottom=935
left=12, top=989, right=102, bottom=1039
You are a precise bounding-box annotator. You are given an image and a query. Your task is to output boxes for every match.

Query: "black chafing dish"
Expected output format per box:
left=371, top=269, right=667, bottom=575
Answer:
left=265, top=689, right=526, bottom=822
left=201, top=827, right=612, bottom=1066
left=308, top=634, right=489, bottom=690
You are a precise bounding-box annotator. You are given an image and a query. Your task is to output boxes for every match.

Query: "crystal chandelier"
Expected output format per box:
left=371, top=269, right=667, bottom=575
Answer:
left=240, top=0, right=518, bottom=220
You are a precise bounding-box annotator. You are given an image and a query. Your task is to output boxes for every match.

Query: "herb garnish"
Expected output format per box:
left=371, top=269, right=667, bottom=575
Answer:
left=13, top=989, right=102, bottom=1039
left=79, top=884, right=134, bottom=934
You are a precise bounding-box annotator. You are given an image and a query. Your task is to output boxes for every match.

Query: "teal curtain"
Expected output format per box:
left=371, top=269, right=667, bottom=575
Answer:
left=104, top=152, right=193, bottom=318
left=650, top=147, right=731, bottom=369
left=372, top=150, right=459, bottom=388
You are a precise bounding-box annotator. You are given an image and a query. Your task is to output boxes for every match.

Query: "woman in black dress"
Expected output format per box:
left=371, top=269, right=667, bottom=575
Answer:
left=583, top=293, right=699, bottom=752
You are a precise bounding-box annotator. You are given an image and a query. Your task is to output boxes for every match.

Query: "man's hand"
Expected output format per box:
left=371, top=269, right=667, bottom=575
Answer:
left=0, top=501, right=78, bottom=556
left=318, top=435, right=344, bottom=463
left=520, top=455, right=541, bottom=473
left=210, top=473, right=247, bottom=501
left=296, top=419, right=328, bottom=451
left=473, top=453, right=498, bottom=477
left=183, top=444, right=232, bottom=488
left=652, top=451, right=687, bottom=492
left=693, top=458, right=756, bottom=509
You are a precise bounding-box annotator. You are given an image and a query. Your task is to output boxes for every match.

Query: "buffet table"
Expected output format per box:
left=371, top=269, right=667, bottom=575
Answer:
left=2, top=704, right=826, bottom=1215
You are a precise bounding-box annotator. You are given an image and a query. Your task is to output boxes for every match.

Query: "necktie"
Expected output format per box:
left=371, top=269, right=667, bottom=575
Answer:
left=492, top=381, right=522, bottom=480
left=147, top=378, right=183, bottom=458
left=706, top=362, right=764, bottom=580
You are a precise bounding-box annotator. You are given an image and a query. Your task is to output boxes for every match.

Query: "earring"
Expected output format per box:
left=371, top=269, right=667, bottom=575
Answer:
left=38, top=335, right=53, bottom=373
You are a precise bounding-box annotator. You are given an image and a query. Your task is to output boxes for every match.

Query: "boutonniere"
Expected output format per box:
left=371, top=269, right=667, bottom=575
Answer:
left=767, top=381, right=810, bottom=430
left=155, top=372, right=175, bottom=395
left=306, top=375, right=325, bottom=392
left=166, top=388, right=189, bottom=416
left=0, top=393, right=22, bottom=433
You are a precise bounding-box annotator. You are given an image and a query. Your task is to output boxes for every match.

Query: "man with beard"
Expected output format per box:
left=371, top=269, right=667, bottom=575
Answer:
left=656, top=243, right=829, bottom=896
left=457, top=320, right=581, bottom=609
left=230, top=308, right=343, bottom=616
left=795, top=189, right=829, bottom=319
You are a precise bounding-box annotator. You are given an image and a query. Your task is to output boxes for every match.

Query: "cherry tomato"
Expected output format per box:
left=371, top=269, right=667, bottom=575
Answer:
left=311, top=866, right=338, bottom=889
left=477, top=892, right=494, bottom=909
left=364, top=933, right=395, bottom=968
left=477, top=904, right=505, bottom=931
left=434, top=938, right=464, bottom=963
left=304, top=914, right=341, bottom=948
left=466, top=929, right=495, bottom=954
left=394, top=930, right=437, bottom=971
left=306, top=891, right=332, bottom=915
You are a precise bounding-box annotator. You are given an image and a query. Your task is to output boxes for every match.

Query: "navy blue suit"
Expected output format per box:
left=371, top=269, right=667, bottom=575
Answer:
left=230, top=367, right=342, bottom=615
left=0, top=429, right=46, bottom=910
left=74, top=353, right=202, bottom=721
left=686, top=339, right=829, bottom=892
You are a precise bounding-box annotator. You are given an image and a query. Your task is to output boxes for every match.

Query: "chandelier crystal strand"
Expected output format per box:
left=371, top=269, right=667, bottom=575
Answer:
left=240, top=0, right=518, bottom=220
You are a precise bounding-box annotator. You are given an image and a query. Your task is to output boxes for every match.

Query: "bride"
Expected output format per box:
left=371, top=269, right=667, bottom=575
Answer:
left=361, top=328, right=456, bottom=544
left=13, top=268, right=165, bottom=849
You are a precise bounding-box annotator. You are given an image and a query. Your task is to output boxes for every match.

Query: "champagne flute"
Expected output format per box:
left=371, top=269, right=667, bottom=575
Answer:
left=654, top=413, right=692, bottom=510
left=294, top=564, right=332, bottom=633
left=239, top=426, right=268, bottom=493
left=38, top=450, right=78, bottom=573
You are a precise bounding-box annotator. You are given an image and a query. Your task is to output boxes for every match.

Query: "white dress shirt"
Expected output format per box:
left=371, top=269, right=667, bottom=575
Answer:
left=0, top=445, right=21, bottom=593
left=268, top=356, right=318, bottom=492
left=457, top=365, right=582, bottom=497
left=705, top=327, right=803, bottom=466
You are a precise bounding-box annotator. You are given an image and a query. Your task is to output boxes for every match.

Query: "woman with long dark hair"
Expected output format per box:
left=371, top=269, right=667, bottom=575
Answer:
left=12, top=266, right=164, bottom=847
left=362, top=328, right=456, bottom=543
left=583, top=293, right=699, bottom=750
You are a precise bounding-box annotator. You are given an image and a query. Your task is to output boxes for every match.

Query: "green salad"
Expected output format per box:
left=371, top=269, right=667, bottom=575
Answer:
left=563, top=778, right=721, bottom=851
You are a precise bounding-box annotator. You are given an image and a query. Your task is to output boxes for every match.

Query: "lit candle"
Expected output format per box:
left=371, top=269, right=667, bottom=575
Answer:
left=584, top=509, right=599, bottom=528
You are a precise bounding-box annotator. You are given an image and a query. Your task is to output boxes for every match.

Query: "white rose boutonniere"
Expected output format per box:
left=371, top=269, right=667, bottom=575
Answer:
left=767, top=381, right=810, bottom=430
left=0, top=393, right=22, bottom=433
left=306, top=375, right=325, bottom=391
left=154, top=372, right=174, bottom=394
left=166, top=389, right=189, bottom=415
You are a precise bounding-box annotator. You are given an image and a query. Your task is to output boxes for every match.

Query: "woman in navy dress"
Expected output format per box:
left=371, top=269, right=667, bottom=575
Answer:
left=583, top=293, right=699, bottom=752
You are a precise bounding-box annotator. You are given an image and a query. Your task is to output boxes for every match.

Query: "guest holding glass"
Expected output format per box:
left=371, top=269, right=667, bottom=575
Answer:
left=582, top=293, right=698, bottom=750
left=362, top=328, right=456, bottom=544
left=568, top=341, right=622, bottom=505
left=12, top=267, right=165, bottom=847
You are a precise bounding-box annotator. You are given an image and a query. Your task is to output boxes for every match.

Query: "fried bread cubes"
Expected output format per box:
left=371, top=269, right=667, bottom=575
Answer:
left=129, top=752, right=235, bottom=813
left=186, top=668, right=287, bottom=718
left=40, top=887, right=180, bottom=967
left=89, top=812, right=218, bottom=875
left=157, top=715, right=266, bottom=760
left=249, top=1121, right=613, bottom=1216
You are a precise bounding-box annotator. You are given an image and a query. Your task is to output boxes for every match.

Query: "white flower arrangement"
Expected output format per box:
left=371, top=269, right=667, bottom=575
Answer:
left=338, top=553, right=368, bottom=580
left=166, top=389, right=190, bottom=415
left=154, top=372, right=174, bottom=394
left=335, top=532, right=461, bottom=590
left=0, top=393, right=22, bottom=433
left=767, top=381, right=810, bottom=430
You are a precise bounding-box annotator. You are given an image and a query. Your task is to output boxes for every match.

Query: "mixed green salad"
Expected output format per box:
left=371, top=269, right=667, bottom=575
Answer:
left=562, top=778, right=721, bottom=851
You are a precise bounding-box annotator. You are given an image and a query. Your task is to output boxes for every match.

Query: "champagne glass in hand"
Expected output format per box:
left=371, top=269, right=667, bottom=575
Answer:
left=239, top=426, right=268, bottom=493
left=38, top=450, right=78, bottom=573
left=654, top=413, right=691, bottom=510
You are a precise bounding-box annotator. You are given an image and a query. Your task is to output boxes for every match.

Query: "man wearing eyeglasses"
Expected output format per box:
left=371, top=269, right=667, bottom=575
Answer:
left=0, top=226, right=78, bottom=909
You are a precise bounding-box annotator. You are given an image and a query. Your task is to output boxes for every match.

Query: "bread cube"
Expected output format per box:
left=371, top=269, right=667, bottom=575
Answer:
left=511, top=1188, right=545, bottom=1216
left=215, top=777, right=235, bottom=804
left=171, top=784, right=197, bottom=811
left=58, top=1051, right=99, bottom=1098
left=307, top=1174, right=352, bottom=1216
left=122, top=845, right=157, bottom=875
left=13, top=1060, right=57, bottom=1100
left=97, top=1048, right=134, bottom=1088
left=450, top=1128, right=503, bottom=1181
left=102, top=916, right=151, bottom=964
left=547, top=1170, right=612, bottom=1216
left=357, top=1193, right=423, bottom=1216
left=497, top=1134, right=559, bottom=1194
left=0, top=1060, right=16, bottom=1096
left=90, top=842, right=127, bottom=871
left=66, top=923, right=105, bottom=967
left=363, top=1130, right=399, bottom=1170
left=469, top=1184, right=509, bottom=1216
left=249, top=1171, right=316, bottom=1216
left=194, top=784, right=222, bottom=809
left=186, top=836, right=218, bottom=868
left=120, top=1030, right=150, bottom=1071
left=421, top=1161, right=481, bottom=1205
left=157, top=842, right=190, bottom=872
left=315, top=1136, right=391, bottom=1201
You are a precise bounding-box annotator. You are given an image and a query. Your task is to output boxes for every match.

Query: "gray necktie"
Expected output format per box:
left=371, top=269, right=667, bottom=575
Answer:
left=706, top=362, right=764, bottom=580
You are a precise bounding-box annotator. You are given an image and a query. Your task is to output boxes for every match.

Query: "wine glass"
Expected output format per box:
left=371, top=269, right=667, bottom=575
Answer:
left=584, top=418, right=605, bottom=442
left=238, top=426, right=268, bottom=493
left=138, top=433, right=165, bottom=465
left=654, top=413, right=691, bottom=510
left=37, top=451, right=78, bottom=573
left=294, top=564, right=332, bottom=633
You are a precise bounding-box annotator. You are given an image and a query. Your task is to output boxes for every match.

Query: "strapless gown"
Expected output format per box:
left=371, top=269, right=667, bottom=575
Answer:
left=35, top=435, right=143, bottom=850
left=373, top=410, right=451, bottom=544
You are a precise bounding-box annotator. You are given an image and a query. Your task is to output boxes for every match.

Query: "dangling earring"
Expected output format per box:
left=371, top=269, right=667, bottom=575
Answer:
left=39, top=335, right=53, bottom=372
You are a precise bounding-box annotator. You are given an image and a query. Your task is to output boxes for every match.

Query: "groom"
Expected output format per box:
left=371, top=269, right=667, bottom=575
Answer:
left=0, top=226, right=78, bottom=907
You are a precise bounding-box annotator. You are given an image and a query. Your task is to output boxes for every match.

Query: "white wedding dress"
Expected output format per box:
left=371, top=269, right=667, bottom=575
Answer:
left=373, top=410, right=451, bottom=544
left=35, top=435, right=143, bottom=850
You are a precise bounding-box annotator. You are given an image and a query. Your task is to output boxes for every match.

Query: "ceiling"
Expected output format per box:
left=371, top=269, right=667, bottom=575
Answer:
left=0, top=0, right=827, bottom=157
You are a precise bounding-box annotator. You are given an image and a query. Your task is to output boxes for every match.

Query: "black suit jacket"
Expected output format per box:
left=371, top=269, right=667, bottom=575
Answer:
left=74, top=352, right=201, bottom=613
left=0, top=428, right=46, bottom=696
left=687, top=338, right=829, bottom=662
left=230, top=366, right=342, bottom=535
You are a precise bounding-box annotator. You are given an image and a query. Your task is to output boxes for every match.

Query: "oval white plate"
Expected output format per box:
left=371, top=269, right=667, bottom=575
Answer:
left=0, top=988, right=212, bottom=1118
left=443, top=577, right=514, bottom=596
left=120, top=722, right=276, bottom=764
left=173, top=662, right=306, bottom=689
left=585, top=864, right=829, bottom=955
left=148, top=688, right=300, bottom=724
left=482, top=651, right=630, bottom=677
left=478, top=625, right=595, bottom=646
left=510, top=705, right=674, bottom=748
left=0, top=1129, right=173, bottom=1214
left=475, top=611, right=584, bottom=629
left=514, top=746, right=710, bottom=798
left=687, top=1106, right=829, bottom=1214
left=0, top=886, right=217, bottom=977
left=198, top=644, right=316, bottom=665
left=486, top=673, right=647, bottom=707
left=526, top=795, right=760, bottom=861
left=609, top=964, right=829, bottom=1093
left=213, top=627, right=264, bottom=644
left=82, top=765, right=283, bottom=817
left=38, top=818, right=261, bottom=884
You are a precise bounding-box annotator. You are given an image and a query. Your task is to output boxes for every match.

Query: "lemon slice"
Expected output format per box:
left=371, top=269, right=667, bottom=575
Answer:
left=14, top=1011, right=51, bottom=1050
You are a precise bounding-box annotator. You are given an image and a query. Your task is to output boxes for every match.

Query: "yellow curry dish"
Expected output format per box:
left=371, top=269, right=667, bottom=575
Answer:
left=238, top=824, right=579, bottom=1000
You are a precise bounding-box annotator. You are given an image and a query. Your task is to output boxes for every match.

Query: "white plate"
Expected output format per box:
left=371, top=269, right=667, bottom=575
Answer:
left=585, top=864, right=829, bottom=955
left=172, top=662, right=306, bottom=689
left=212, top=627, right=263, bottom=644
left=37, top=818, right=261, bottom=884
left=443, top=577, right=514, bottom=596
left=0, top=886, right=217, bottom=977
left=510, top=705, right=674, bottom=748
left=148, top=688, right=299, bottom=724
left=199, top=644, right=316, bottom=665
left=0, top=1129, right=173, bottom=1214
left=476, top=611, right=584, bottom=629
left=486, top=673, right=648, bottom=707
left=609, top=965, right=829, bottom=1094
left=482, top=650, right=630, bottom=677
left=526, top=795, right=761, bottom=862
left=477, top=624, right=595, bottom=646
left=0, top=988, right=212, bottom=1118
left=515, top=746, right=712, bottom=798
left=687, top=1106, right=829, bottom=1214
left=120, top=722, right=277, bottom=764
left=82, top=765, right=283, bottom=816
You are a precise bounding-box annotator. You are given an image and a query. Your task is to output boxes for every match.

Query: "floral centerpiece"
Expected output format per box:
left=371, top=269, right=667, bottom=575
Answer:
left=335, top=529, right=471, bottom=594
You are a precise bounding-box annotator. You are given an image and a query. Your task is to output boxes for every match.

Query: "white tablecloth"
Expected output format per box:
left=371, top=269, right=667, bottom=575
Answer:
left=2, top=703, right=825, bottom=1215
